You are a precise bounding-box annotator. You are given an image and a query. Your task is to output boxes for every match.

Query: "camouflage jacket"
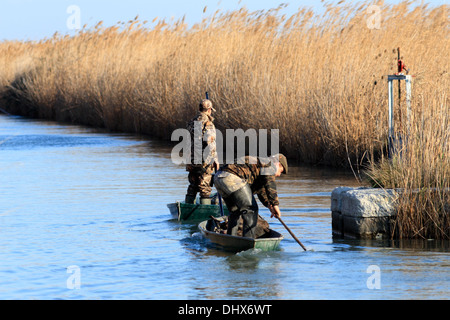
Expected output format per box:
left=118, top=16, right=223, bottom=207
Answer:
left=221, top=156, right=279, bottom=207
left=186, top=111, right=218, bottom=169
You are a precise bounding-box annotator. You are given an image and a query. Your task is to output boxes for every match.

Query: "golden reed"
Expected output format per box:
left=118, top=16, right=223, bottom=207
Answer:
left=0, top=1, right=448, bottom=238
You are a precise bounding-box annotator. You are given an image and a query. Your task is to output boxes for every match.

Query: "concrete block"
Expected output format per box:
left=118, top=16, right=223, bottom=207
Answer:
left=331, top=186, right=357, bottom=212
left=342, top=215, right=392, bottom=239
left=340, top=188, right=398, bottom=218
left=331, top=187, right=399, bottom=239
left=331, top=211, right=343, bottom=235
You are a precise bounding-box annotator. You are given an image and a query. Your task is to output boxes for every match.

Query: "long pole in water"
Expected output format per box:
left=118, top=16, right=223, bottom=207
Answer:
left=277, top=216, right=307, bottom=251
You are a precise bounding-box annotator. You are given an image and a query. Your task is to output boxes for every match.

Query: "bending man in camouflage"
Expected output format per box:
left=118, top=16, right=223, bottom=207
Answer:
left=214, top=154, right=288, bottom=238
left=185, top=99, right=219, bottom=205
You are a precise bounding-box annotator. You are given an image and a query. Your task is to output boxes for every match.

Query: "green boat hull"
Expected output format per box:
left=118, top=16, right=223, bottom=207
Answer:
left=167, top=201, right=229, bottom=222
left=198, top=217, right=283, bottom=252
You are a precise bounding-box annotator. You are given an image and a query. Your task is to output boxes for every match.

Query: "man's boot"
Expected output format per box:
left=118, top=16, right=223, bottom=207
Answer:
left=185, top=195, right=196, bottom=204
left=241, top=209, right=258, bottom=238
left=224, top=185, right=259, bottom=238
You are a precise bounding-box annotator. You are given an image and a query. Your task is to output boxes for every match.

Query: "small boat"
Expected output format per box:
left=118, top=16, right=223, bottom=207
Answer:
left=167, top=195, right=229, bottom=222
left=198, top=216, right=283, bottom=252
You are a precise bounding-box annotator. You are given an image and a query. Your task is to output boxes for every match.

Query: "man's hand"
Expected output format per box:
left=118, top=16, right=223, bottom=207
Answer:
left=214, top=161, right=220, bottom=172
left=269, top=205, right=281, bottom=219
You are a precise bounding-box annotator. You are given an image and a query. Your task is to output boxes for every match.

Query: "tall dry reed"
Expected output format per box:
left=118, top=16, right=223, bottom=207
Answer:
left=0, top=2, right=447, bottom=164
left=366, top=90, right=449, bottom=239
left=0, top=1, right=448, bottom=237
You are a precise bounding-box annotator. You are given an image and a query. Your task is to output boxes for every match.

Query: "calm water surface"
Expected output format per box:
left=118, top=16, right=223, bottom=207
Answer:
left=0, top=114, right=448, bottom=300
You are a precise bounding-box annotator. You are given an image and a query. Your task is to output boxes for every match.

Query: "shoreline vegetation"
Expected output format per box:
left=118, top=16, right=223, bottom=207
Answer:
left=0, top=1, right=448, bottom=239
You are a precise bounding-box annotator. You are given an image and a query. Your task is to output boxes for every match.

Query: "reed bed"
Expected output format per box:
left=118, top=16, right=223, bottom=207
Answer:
left=0, top=1, right=448, bottom=238
left=366, top=93, right=449, bottom=239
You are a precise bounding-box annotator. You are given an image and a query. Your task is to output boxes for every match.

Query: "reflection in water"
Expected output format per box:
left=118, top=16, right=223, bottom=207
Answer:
left=333, top=237, right=450, bottom=251
left=0, top=114, right=449, bottom=300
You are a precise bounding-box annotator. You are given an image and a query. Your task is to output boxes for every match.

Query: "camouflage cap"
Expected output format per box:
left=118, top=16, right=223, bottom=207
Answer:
left=199, top=99, right=216, bottom=112
left=279, top=154, right=288, bottom=174
left=271, top=153, right=288, bottom=174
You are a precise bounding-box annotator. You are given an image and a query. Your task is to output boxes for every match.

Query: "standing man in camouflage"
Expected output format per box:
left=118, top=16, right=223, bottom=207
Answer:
left=214, top=154, right=288, bottom=238
left=185, top=99, right=219, bottom=205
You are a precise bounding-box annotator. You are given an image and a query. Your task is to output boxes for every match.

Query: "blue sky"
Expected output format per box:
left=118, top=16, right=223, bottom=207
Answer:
left=0, top=0, right=447, bottom=41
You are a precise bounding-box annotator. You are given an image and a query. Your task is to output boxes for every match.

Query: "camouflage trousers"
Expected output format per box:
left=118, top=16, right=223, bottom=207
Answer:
left=186, top=164, right=214, bottom=198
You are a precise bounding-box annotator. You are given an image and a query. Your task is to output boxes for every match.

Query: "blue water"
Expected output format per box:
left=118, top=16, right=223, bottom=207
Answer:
left=0, top=114, right=448, bottom=300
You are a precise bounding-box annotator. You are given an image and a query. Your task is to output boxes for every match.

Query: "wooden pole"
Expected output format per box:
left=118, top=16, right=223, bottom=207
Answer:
left=277, top=217, right=307, bottom=251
